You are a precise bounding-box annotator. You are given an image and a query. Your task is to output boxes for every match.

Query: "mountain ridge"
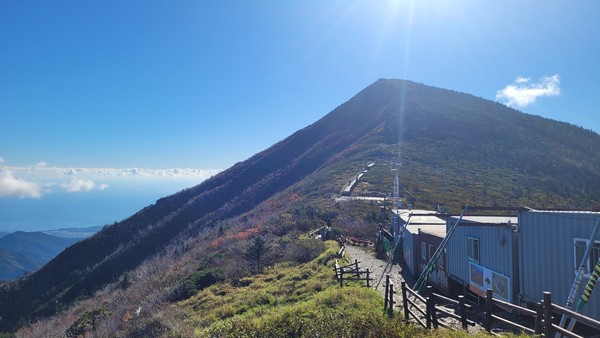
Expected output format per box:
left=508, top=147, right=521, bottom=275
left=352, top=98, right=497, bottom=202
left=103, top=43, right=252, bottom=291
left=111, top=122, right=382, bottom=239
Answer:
left=1, top=79, right=599, bottom=333
left=0, top=232, right=79, bottom=281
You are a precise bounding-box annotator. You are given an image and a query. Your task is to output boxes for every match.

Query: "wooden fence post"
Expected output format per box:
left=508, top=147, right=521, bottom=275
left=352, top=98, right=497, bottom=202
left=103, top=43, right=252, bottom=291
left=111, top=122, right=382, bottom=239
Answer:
left=366, top=269, right=370, bottom=287
left=354, top=259, right=359, bottom=277
left=484, top=289, right=493, bottom=332
left=401, top=281, right=409, bottom=321
left=389, top=282, right=395, bottom=317
left=384, top=274, right=390, bottom=311
left=339, top=268, right=343, bottom=288
left=543, top=291, right=553, bottom=337
left=426, top=285, right=438, bottom=328
left=534, top=301, right=543, bottom=334
left=426, top=297, right=432, bottom=329
left=458, top=295, right=467, bottom=330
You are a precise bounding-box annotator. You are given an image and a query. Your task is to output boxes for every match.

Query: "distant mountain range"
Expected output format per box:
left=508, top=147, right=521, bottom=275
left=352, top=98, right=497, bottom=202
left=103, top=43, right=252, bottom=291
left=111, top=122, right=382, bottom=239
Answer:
left=0, top=226, right=102, bottom=281
left=1, top=79, right=599, bottom=334
left=43, top=226, right=103, bottom=239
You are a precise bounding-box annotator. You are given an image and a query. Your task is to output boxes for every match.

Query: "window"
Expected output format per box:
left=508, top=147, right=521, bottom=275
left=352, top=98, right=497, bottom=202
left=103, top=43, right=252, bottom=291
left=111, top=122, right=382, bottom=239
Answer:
left=428, top=244, right=434, bottom=261
left=574, top=238, right=600, bottom=276
left=421, top=241, right=427, bottom=261
left=467, top=237, right=480, bottom=263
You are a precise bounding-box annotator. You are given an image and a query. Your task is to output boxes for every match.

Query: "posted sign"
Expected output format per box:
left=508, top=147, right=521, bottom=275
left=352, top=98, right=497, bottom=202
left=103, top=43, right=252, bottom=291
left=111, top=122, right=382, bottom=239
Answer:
left=469, top=262, right=511, bottom=303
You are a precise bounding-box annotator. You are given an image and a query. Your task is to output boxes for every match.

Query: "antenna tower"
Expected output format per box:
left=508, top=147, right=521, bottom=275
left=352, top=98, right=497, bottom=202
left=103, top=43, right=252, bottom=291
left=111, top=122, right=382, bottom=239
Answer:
left=393, top=152, right=401, bottom=210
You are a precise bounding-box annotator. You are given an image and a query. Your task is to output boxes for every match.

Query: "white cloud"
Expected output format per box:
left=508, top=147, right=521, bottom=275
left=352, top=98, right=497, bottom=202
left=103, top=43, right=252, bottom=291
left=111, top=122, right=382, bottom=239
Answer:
left=515, top=76, right=529, bottom=84
left=0, top=159, right=221, bottom=198
left=0, top=171, right=42, bottom=198
left=496, top=75, right=560, bottom=108
left=61, top=178, right=96, bottom=192
left=0, top=157, right=4, bottom=164
left=4, top=165, right=220, bottom=180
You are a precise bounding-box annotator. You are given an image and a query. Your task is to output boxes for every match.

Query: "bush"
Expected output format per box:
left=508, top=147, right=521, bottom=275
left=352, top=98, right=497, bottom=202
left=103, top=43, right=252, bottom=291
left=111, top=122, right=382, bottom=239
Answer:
left=169, top=268, right=222, bottom=302
left=287, top=238, right=326, bottom=264
left=128, top=319, right=170, bottom=337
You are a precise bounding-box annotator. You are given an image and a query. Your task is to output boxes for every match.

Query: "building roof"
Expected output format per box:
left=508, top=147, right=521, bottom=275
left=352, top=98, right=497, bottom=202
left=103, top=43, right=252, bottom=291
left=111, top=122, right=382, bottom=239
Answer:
left=411, top=224, right=446, bottom=237
left=449, top=215, right=517, bottom=226
left=394, top=209, right=446, bottom=237
left=524, top=210, right=600, bottom=215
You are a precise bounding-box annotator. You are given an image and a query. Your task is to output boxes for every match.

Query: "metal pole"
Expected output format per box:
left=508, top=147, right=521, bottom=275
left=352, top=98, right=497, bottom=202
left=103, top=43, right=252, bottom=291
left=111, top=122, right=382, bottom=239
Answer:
left=556, top=217, right=600, bottom=337
left=414, top=204, right=469, bottom=292
left=565, top=257, right=600, bottom=333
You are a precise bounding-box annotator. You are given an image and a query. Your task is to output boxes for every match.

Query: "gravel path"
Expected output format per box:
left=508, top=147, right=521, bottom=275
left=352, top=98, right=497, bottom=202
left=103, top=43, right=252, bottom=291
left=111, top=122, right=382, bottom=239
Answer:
left=344, top=244, right=487, bottom=332
left=344, top=245, right=414, bottom=301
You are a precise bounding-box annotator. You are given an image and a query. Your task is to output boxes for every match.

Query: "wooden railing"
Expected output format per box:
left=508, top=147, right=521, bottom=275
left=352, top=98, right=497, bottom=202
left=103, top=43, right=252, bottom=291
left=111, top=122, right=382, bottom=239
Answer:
left=429, top=287, right=475, bottom=330
left=484, top=289, right=600, bottom=337
left=346, top=236, right=374, bottom=247
left=541, top=291, right=600, bottom=338
left=337, top=243, right=346, bottom=258
left=387, top=283, right=600, bottom=336
left=484, top=289, right=541, bottom=335
left=394, top=280, right=474, bottom=331
left=399, top=280, right=427, bottom=328
left=334, top=259, right=372, bottom=287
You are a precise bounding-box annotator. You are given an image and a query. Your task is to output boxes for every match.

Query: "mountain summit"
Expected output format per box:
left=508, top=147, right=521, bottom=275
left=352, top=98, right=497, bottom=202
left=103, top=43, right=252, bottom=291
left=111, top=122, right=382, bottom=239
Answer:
left=1, top=79, right=599, bottom=332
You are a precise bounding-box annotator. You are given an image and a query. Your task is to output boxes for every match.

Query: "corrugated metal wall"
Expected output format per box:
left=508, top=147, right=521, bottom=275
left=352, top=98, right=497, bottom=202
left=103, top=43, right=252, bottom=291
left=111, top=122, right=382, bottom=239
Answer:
left=403, top=231, right=418, bottom=277
left=418, top=232, right=449, bottom=292
left=447, top=223, right=514, bottom=288
left=519, top=211, right=600, bottom=320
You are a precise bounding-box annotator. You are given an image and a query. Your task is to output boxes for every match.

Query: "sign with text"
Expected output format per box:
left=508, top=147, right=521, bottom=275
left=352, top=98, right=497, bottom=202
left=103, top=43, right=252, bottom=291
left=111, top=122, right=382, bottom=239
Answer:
left=469, top=262, right=511, bottom=303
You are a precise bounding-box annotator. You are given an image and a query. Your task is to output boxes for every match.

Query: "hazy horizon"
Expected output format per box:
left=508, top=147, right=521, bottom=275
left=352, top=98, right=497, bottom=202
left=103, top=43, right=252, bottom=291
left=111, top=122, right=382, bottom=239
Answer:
left=2, top=1, right=599, bottom=232
left=0, top=178, right=207, bottom=233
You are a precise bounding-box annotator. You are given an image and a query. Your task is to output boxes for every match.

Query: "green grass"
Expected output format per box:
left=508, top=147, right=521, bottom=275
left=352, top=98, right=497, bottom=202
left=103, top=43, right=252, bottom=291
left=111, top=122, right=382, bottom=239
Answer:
left=171, top=241, right=527, bottom=337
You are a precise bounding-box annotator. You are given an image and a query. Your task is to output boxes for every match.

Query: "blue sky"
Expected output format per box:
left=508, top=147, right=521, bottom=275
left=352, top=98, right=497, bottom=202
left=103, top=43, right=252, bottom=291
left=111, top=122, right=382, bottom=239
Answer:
left=1, top=0, right=599, bottom=203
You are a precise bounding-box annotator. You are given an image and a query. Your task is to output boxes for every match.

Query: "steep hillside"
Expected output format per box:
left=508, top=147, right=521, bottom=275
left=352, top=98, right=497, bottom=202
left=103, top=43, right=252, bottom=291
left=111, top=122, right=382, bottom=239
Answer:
left=1, top=79, right=599, bottom=333
left=0, top=232, right=79, bottom=281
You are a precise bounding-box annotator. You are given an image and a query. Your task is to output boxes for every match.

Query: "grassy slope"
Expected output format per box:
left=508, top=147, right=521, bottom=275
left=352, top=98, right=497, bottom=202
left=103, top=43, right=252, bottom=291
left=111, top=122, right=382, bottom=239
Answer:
left=166, top=241, right=517, bottom=338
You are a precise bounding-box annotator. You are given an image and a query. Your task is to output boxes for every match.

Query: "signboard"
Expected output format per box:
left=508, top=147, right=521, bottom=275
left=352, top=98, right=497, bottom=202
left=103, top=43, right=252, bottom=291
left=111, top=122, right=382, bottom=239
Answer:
left=469, top=262, right=511, bottom=303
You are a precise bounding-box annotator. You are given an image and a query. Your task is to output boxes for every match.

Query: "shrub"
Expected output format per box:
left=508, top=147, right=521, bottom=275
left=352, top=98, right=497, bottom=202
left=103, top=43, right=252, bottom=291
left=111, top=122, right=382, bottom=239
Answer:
left=169, top=268, right=222, bottom=302
left=287, top=238, right=326, bottom=264
left=128, top=319, right=170, bottom=337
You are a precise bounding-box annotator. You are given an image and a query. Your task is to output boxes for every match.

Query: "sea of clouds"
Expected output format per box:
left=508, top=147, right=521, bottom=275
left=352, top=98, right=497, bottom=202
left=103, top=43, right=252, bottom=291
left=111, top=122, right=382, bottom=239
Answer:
left=0, top=158, right=221, bottom=199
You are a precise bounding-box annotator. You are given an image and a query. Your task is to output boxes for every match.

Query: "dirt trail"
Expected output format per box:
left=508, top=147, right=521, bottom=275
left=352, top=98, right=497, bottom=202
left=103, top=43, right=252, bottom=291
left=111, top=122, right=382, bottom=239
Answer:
left=344, top=245, right=414, bottom=300
left=344, top=244, right=488, bottom=333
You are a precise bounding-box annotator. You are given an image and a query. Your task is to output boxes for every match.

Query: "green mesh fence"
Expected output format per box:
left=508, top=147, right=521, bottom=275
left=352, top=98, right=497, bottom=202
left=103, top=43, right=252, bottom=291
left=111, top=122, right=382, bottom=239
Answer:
left=381, top=234, right=391, bottom=254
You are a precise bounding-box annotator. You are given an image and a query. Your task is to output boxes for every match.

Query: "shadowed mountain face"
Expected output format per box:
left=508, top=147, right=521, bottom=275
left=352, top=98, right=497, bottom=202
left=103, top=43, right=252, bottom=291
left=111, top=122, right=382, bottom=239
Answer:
left=1, top=79, right=599, bottom=331
left=0, top=232, right=80, bottom=281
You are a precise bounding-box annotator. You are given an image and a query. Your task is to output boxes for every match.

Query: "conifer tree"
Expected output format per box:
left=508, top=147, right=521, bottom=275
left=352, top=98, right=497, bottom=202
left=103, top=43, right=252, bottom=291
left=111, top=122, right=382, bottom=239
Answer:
left=245, top=236, right=270, bottom=274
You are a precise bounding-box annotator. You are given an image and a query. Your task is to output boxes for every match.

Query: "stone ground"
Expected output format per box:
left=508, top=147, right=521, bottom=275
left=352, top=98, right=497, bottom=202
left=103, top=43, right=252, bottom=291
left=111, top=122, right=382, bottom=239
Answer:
left=344, top=245, right=413, bottom=297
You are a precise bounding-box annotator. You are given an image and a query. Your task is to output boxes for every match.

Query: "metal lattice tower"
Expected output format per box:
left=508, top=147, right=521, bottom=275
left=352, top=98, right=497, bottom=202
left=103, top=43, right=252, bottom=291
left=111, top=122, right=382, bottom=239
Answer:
left=393, top=169, right=400, bottom=209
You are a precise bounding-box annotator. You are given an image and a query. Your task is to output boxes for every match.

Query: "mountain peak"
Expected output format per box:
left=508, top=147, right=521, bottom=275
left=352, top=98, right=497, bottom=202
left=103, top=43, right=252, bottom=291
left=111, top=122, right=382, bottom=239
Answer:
left=1, top=80, right=599, bottom=332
